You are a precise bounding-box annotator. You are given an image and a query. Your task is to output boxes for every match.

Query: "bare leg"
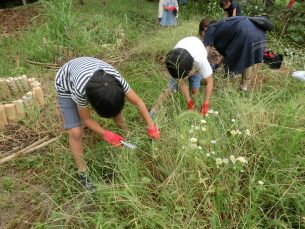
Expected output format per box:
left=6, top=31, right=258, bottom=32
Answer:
left=113, top=112, right=128, bottom=132
left=68, top=127, right=85, bottom=173
left=240, top=66, right=252, bottom=91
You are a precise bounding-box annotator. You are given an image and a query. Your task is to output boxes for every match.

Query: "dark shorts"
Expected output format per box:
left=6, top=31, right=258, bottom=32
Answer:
left=57, top=96, right=82, bottom=129
left=169, top=73, right=203, bottom=92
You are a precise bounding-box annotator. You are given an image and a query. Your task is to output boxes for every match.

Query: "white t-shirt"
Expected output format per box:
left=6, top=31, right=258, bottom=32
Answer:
left=174, top=36, right=212, bottom=79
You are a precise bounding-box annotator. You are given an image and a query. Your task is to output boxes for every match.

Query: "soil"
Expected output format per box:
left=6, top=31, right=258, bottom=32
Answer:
left=0, top=4, right=42, bottom=37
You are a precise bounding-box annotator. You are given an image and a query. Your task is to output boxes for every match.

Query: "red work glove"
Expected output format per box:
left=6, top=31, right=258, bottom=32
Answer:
left=168, top=6, right=176, bottom=11
left=147, top=125, right=160, bottom=140
left=187, top=100, right=195, bottom=110
left=103, top=130, right=125, bottom=147
left=200, top=102, right=209, bottom=116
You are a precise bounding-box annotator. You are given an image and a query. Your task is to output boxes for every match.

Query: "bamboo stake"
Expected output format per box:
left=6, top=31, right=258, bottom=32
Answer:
left=32, top=87, right=45, bottom=106
left=0, top=79, right=10, bottom=99
left=14, top=99, right=26, bottom=119
left=23, top=92, right=33, bottom=109
left=21, top=75, right=30, bottom=91
left=30, top=81, right=41, bottom=88
left=0, top=136, right=58, bottom=165
left=14, top=76, right=24, bottom=93
left=0, top=104, right=8, bottom=128
left=4, top=103, right=18, bottom=123
left=6, top=78, right=19, bottom=94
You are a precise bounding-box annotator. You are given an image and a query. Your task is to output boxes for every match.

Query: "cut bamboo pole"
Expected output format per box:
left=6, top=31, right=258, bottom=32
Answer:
left=0, top=79, right=10, bottom=99
left=4, top=103, right=18, bottom=123
left=0, top=136, right=58, bottom=165
left=32, top=86, right=45, bottom=106
left=14, top=99, right=25, bottom=119
left=14, top=76, right=24, bottom=93
left=0, top=104, right=8, bottom=128
left=21, top=75, right=30, bottom=91
left=30, top=81, right=41, bottom=88
left=6, top=78, right=19, bottom=94
left=22, top=92, right=33, bottom=109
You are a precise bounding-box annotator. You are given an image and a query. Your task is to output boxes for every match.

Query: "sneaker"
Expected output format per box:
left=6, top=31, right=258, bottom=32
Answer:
left=78, top=172, right=95, bottom=190
left=239, top=84, right=248, bottom=92
left=149, top=110, right=156, bottom=120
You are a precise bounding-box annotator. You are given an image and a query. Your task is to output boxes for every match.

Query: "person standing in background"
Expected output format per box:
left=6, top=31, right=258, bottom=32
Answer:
left=160, top=0, right=179, bottom=27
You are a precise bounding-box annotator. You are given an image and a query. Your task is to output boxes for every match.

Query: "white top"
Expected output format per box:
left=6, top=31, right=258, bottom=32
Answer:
left=158, top=0, right=163, bottom=18
left=174, top=36, right=212, bottom=79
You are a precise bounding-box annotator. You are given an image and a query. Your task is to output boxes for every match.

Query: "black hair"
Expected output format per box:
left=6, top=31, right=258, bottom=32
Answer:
left=85, top=70, right=125, bottom=118
left=165, top=48, right=194, bottom=79
left=219, top=0, right=230, bottom=8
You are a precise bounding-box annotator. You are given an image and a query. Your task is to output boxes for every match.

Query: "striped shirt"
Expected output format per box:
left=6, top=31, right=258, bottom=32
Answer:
left=55, top=57, right=130, bottom=107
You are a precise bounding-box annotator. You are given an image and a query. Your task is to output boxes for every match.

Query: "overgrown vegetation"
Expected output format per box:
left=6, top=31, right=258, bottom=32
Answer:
left=1, top=0, right=305, bottom=228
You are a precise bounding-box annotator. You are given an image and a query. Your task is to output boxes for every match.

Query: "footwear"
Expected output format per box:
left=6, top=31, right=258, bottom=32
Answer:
left=78, top=172, right=95, bottom=190
left=149, top=110, right=156, bottom=120
left=239, top=84, right=248, bottom=92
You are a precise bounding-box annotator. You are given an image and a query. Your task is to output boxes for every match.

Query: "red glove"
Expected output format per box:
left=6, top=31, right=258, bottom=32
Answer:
left=187, top=100, right=195, bottom=110
left=147, top=125, right=160, bottom=140
left=200, top=102, right=209, bottom=116
left=168, top=6, right=176, bottom=11
left=103, top=130, right=125, bottom=147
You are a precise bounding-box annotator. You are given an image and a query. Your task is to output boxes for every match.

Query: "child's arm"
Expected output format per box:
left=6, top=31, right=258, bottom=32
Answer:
left=125, top=89, right=153, bottom=127
left=178, top=79, right=192, bottom=105
left=203, top=76, right=213, bottom=105
left=201, top=76, right=213, bottom=115
left=78, top=106, right=106, bottom=136
left=125, top=89, right=160, bottom=140
left=78, top=106, right=125, bottom=146
left=224, top=11, right=228, bottom=17
left=232, top=8, right=237, bottom=16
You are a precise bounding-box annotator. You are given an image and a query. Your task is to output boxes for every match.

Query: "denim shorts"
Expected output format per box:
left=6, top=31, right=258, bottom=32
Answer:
left=169, top=73, right=203, bottom=92
left=57, top=96, right=82, bottom=129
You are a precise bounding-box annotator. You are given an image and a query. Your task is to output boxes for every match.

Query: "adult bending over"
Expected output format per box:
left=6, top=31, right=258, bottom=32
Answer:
left=199, top=16, right=266, bottom=91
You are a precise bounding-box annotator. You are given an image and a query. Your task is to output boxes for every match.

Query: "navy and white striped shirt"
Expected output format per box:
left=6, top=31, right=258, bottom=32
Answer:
left=55, top=57, right=130, bottom=107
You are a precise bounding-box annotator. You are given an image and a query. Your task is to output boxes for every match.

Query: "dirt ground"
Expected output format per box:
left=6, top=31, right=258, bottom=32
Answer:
left=0, top=4, right=42, bottom=37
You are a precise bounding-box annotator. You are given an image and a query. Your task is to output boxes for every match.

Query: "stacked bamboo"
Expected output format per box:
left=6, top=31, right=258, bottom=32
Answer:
left=0, top=75, right=46, bottom=129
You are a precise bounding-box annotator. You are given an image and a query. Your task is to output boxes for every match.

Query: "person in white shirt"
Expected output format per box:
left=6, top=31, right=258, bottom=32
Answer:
left=150, top=37, right=213, bottom=116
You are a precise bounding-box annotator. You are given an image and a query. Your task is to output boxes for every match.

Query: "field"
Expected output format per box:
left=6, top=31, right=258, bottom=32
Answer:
left=1, top=0, right=305, bottom=228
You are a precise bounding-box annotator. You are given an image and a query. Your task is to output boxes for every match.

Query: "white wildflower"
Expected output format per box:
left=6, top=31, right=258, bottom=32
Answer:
left=222, top=158, right=229, bottom=164
left=230, top=130, right=237, bottom=136
left=189, top=129, right=194, bottom=133
left=211, top=140, right=217, bottom=144
left=200, top=119, right=207, bottom=124
left=191, top=125, right=195, bottom=128
left=211, top=151, right=216, bottom=155
left=208, top=110, right=214, bottom=114
left=236, top=156, right=248, bottom=164
left=214, top=111, right=219, bottom=115
left=198, top=146, right=202, bottom=150
left=206, top=153, right=211, bottom=157
left=190, top=144, right=197, bottom=149
left=236, top=129, right=242, bottom=135
left=231, top=118, right=236, bottom=123
left=195, top=126, right=200, bottom=130
left=201, top=127, right=207, bottom=131
left=230, top=155, right=236, bottom=164
left=190, top=137, right=198, bottom=143
left=258, top=180, right=264, bottom=185
left=245, top=129, right=251, bottom=136
left=215, top=158, right=223, bottom=165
